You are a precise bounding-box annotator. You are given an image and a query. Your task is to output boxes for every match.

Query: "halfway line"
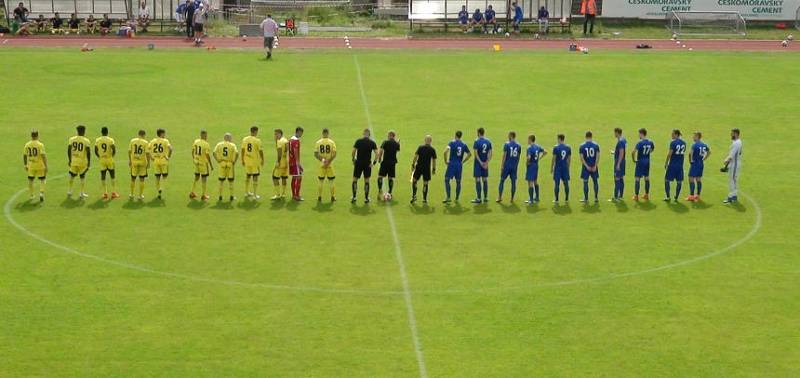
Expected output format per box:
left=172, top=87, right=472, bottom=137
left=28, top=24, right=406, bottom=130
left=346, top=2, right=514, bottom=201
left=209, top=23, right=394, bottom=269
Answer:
left=353, top=54, right=428, bottom=378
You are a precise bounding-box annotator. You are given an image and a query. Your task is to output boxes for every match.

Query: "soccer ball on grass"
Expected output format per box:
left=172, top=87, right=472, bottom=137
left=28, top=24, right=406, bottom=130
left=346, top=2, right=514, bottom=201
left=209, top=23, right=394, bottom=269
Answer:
left=382, top=192, right=392, bottom=202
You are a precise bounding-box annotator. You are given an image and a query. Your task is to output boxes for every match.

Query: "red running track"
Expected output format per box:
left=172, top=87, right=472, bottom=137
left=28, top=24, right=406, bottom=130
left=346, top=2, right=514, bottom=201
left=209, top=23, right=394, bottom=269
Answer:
left=1, top=35, right=798, bottom=52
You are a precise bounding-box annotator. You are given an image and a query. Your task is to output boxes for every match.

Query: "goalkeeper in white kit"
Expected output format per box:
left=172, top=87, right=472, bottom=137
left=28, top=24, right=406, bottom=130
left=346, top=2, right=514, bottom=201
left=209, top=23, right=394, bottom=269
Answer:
left=721, top=128, right=743, bottom=204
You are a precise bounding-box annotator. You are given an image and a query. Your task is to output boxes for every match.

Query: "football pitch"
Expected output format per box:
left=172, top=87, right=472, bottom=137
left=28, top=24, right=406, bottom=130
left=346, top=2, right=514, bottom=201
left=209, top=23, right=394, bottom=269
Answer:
left=1, top=47, right=798, bottom=376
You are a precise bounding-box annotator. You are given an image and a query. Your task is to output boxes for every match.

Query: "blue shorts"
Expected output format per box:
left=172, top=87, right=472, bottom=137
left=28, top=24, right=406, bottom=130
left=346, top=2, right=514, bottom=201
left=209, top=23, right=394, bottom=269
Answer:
left=581, top=167, right=599, bottom=180
left=553, top=166, right=570, bottom=182
left=501, top=166, right=517, bottom=181
left=459, top=18, right=468, bottom=25
left=526, top=165, right=539, bottom=181
left=614, top=162, right=625, bottom=178
left=445, top=164, right=463, bottom=180
left=634, top=161, right=650, bottom=178
left=665, top=165, right=684, bottom=181
left=473, top=162, right=489, bottom=178
left=688, top=163, right=704, bottom=178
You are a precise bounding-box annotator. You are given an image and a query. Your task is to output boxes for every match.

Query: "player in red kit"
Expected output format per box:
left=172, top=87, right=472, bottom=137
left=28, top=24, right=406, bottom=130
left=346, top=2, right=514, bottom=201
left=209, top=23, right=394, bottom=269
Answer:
left=288, top=126, right=305, bottom=201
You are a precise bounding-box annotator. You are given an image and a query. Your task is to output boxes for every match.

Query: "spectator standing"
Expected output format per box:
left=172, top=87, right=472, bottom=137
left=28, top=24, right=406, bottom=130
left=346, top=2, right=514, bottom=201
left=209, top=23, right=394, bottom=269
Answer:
left=192, top=3, right=206, bottom=45
left=13, top=2, right=29, bottom=23
left=183, top=0, right=195, bottom=39
left=175, top=1, right=187, bottom=32
left=537, top=6, right=549, bottom=34
left=580, top=0, right=597, bottom=34
left=138, top=2, right=151, bottom=32
left=512, top=2, right=523, bottom=34
left=260, top=14, right=279, bottom=60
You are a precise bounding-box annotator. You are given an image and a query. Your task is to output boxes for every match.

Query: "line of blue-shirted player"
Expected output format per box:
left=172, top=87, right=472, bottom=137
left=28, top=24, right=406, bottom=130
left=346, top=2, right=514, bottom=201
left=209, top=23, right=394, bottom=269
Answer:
left=440, top=127, right=711, bottom=205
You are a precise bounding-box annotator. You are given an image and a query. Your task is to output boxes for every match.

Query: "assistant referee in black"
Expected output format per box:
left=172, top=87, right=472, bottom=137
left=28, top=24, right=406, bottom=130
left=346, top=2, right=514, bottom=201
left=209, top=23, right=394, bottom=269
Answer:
left=352, top=128, right=378, bottom=203
left=411, top=135, right=437, bottom=204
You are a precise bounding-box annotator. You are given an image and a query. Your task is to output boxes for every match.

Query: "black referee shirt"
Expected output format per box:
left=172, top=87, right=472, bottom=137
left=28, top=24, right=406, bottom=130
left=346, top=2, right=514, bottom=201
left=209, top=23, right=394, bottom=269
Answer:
left=353, top=137, right=377, bottom=164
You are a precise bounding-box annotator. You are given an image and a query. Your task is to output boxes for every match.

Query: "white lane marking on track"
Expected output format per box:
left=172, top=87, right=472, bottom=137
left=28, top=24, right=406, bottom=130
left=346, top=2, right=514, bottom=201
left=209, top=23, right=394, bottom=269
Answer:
left=353, top=53, right=429, bottom=378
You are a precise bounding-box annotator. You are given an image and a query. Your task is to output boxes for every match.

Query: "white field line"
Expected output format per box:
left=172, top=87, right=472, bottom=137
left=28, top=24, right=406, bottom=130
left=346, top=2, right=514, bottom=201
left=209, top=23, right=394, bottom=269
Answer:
left=3, top=181, right=762, bottom=297
left=353, top=54, right=429, bottom=378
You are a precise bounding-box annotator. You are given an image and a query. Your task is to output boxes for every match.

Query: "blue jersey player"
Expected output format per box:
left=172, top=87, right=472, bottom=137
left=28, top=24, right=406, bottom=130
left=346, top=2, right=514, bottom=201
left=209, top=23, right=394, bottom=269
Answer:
left=497, top=131, right=521, bottom=203
left=550, top=134, right=571, bottom=203
left=443, top=130, right=471, bottom=203
left=472, top=127, right=492, bottom=204
left=524, top=134, right=547, bottom=204
left=632, top=128, right=655, bottom=200
left=664, top=129, right=687, bottom=202
left=687, top=131, right=710, bottom=202
left=457, top=5, right=469, bottom=32
left=579, top=131, right=600, bottom=203
left=610, top=127, right=626, bottom=201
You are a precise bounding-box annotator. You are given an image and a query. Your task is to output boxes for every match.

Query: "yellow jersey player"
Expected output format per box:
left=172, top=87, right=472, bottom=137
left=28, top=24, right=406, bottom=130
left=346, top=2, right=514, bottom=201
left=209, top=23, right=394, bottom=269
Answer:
left=128, top=129, right=149, bottom=200
left=23, top=129, right=48, bottom=202
left=148, top=128, right=173, bottom=200
left=241, top=126, right=264, bottom=200
left=314, top=128, right=337, bottom=202
left=67, top=125, right=92, bottom=199
left=272, top=128, right=289, bottom=200
left=190, top=130, right=214, bottom=201
left=214, top=132, right=239, bottom=202
left=94, top=126, right=119, bottom=200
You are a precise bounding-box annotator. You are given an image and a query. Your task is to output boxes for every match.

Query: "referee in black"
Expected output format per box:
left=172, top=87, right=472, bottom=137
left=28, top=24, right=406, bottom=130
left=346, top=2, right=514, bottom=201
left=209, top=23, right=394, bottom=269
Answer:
left=351, top=128, right=378, bottom=203
left=377, top=130, right=400, bottom=198
left=411, top=135, right=437, bottom=204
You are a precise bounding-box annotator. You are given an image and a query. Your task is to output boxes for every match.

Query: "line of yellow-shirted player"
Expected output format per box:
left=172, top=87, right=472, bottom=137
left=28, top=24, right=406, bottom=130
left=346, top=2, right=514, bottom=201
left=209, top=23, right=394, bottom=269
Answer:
left=22, top=125, right=338, bottom=203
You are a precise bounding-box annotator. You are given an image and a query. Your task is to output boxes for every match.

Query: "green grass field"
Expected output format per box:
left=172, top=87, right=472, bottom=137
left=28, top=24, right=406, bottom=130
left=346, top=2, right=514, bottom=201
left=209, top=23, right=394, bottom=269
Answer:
left=1, top=47, right=798, bottom=376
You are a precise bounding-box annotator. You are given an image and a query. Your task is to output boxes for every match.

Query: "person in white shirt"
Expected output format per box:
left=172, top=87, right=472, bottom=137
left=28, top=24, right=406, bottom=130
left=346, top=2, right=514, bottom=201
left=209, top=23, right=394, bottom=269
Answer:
left=722, top=128, right=743, bottom=204
left=193, top=4, right=206, bottom=45
left=137, top=2, right=150, bottom=32
left=260, top=14, right=279, bottom=60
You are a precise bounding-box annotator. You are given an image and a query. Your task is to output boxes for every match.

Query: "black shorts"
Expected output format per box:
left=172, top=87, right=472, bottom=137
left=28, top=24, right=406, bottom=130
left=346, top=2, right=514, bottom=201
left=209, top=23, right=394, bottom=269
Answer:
left=413, top=166, right=431, bottom=182
left=353, top=163, right=372, bottom=179
left=194, top=23, right=203, bottom=32
left=378, top=163, right=396, bottom=178
left=264, top=36, right=275, bottom=48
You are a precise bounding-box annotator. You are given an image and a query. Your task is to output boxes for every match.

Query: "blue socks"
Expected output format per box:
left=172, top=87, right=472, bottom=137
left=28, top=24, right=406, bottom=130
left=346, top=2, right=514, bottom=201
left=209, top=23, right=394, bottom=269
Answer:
left=635, top=179, right=640, bottom=195
left=665, top=181, right=671, bottom=198
left=675, top=181, right=682, bottom=199
left=534, top=184, right=540, bottom=201
left=697, top=181, right=702, bottom=196
left=475, top=181, right=482, bottom=199
left=644, top=180, right=650, bottom=194
left=445, top=179, right=451, bottom=199
left=498, top=179, right=505, bottom=198
left=554, top=180, right=560, bottom=201
left=510, top=181, right=516, bottom=199
left=528, top=187, right=534, bottom=202
left=689, top=181, right=695, bottom=195
left=583, top=180, right=589, bottom=200
left=482, top=181, right=488, bottom=200
left=455, top=180, right=461, bottom=200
